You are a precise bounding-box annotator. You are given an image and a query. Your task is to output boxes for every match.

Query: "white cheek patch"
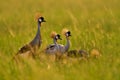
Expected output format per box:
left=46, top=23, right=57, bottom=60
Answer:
left=39, top=19, right=42, bottom=22
left=66, top=33, right=68, bottom=36
left=56, top=36, right=58, bottom=39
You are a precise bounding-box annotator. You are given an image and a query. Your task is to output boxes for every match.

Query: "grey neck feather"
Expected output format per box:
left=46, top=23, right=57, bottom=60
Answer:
left=53, top=38, right=59, bottom=50
left=65, top=37, right=70, bottom=52
left=53, top=38, right=57, bottom=45
left=30, top=22, right=41, bottom=46
left=36, top=22, right=41, bottom=38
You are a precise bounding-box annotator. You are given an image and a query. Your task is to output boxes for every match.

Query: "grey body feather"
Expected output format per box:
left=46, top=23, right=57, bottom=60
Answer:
left=45, top=38, right=59, bottom=54
left=46, top=37, right=70, bottom=54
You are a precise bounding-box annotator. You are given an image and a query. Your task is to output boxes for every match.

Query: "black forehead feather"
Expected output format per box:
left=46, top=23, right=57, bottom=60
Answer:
left=39, top=17, right=44, bottom=20
left=57, top=34, right=60, bottom=37
left=67, top=31, right=71, bottom=34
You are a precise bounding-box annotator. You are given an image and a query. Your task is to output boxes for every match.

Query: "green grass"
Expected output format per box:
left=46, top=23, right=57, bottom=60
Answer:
left=0, top=0, right=120, bottom=80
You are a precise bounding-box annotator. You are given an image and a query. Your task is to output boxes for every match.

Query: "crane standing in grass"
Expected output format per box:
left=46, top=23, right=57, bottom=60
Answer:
left=45, top=31, right=62, bottom=54
left=15, top=15, right=46, bottom=58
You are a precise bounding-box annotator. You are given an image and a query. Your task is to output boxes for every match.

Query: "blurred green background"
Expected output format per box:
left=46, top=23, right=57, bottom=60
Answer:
left=0, top=0, right=120, bottom=80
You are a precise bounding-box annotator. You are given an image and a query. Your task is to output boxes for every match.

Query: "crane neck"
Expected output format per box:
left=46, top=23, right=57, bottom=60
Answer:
left=65, top=37, right=70, bottom=52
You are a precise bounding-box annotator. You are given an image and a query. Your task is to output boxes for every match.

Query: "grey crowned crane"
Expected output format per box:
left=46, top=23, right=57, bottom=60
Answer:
left=45, top=31, right=62, bottom=54
left=16, top=16, right=46, bottom=58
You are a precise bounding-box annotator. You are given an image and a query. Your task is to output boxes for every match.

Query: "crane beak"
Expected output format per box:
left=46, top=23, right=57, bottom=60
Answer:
left=43, top=20, right=46, bottom=22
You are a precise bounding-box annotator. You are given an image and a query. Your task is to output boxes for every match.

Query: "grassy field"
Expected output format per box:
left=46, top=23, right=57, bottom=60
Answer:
left=0, top=0, right=120, bottom=80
